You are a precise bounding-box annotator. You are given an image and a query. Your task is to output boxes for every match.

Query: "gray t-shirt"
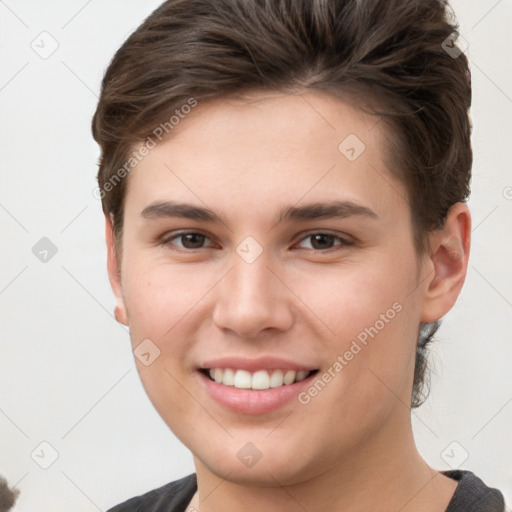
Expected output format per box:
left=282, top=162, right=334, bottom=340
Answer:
left=107, top=470, right=505, bottom=512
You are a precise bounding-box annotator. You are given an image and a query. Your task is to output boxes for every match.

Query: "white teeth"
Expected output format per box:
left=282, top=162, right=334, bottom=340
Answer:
left=251, top=370, right=270, bottom=390
left=296, top=370, right=309, bottom=382
left=205, top=368, right=312, bottom=390
left=233, top=369, right=252, bottom=389
left=223, top=368, right=235, bottom=386
left=269, top=369, right=284, bottom=388
left=214, top=368, right=223, bottom=383
left=283, top=370, right=296, bottom=385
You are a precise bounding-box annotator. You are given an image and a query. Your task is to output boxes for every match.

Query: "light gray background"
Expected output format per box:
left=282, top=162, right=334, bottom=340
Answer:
left=1, top=1, right=511, bottom=510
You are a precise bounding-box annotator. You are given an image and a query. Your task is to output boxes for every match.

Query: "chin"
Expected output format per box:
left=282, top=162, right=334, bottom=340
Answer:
left=192, top=435, right=328, bottom=488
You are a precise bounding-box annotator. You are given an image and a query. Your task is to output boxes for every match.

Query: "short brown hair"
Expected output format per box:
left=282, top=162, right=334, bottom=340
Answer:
left=92, top=0, right=472, bottom=408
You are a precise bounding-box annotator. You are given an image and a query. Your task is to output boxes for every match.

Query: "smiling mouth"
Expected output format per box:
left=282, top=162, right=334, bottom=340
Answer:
left=200, top=368, right=319, bottom=390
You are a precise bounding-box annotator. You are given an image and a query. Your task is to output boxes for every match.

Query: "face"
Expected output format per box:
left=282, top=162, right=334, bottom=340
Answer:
left=107, top=91, right=447, bottom=485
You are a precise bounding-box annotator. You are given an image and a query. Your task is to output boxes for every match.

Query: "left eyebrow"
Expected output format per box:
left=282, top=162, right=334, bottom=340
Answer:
left=140, top=199, right=378, bottom=224
left=277, top=200, right=378, bottom=223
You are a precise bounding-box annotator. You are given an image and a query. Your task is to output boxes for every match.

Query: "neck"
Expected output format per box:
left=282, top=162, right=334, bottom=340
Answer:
left=191, top=409, right=457, bottom=512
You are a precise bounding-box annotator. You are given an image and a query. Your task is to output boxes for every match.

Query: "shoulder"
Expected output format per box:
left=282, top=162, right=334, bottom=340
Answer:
left=443, top=470, right=505, bottom=512
left=106, top=473, right=197, bottom=512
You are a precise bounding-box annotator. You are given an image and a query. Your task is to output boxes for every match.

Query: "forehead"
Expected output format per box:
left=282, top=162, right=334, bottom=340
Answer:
left=124, top=91, right=408, bottom=225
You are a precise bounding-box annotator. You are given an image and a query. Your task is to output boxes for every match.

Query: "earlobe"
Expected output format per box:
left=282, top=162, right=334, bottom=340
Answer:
left=105, top=214, right=129, bottom=326
left=420, top=203, right=471, bottom=323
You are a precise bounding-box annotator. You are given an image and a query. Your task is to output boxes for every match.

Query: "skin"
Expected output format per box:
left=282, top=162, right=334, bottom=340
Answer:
left=106, top=90, right=471, bottom=512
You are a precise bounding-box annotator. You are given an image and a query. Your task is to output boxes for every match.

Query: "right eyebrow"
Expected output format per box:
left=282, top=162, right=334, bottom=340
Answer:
left=141, top=201, right=221, bottom=222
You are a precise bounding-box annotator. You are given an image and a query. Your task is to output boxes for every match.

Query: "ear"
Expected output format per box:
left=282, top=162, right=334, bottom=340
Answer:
left=420, top=202, right=471, bottom=323
left=105, top=214, right=128, bottom=326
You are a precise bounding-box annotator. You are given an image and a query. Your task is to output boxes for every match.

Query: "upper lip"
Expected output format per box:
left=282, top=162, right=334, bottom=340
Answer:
left=200, top=356, right=317, bottom=372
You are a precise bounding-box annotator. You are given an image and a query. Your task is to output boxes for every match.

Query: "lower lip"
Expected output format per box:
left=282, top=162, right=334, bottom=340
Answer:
left=197, top=371, right=316, bottom=415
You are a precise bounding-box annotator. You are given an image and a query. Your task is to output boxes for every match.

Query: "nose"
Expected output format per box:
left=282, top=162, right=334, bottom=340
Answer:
left=212, top=254, right=294, bottom=339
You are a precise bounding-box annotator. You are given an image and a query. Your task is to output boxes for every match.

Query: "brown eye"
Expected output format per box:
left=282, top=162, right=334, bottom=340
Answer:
left=164, top=232, right=214, bottom=250
left=297, top=232, right=351, bottom=251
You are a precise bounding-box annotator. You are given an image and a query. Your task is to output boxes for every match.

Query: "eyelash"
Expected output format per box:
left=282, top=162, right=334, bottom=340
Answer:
left=160, top=230, right=353, bottom=253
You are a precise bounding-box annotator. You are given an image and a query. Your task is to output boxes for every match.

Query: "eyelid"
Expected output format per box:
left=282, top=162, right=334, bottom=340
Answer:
left=294, top=230, right=353, bottom=249
left=161, top=229, right=353, bottom=252
left=161, top=230, right=217, bottom=249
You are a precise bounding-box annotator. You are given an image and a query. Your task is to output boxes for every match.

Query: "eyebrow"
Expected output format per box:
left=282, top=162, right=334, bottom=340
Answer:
left=140, top=199, right=378, bottom=225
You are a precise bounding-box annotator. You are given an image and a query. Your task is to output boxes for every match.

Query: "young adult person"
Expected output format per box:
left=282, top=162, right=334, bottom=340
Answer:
left=92, top=0, right=506, bottom=510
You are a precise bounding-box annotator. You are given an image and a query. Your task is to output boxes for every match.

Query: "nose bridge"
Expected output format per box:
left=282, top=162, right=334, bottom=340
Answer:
left=212, top=248, right=293, bottom=337
left=231, top=253, right=274, bottom=302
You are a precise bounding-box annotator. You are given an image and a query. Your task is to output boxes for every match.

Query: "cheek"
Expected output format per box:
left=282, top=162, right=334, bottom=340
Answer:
left=120, top=259, right=215, bottom=342
left=296, top=300, right=418, bottom=456
left=119, top=261, right=218, bottom=411
left=298, top=247, right=420, bottom=407
left=121, top=271, right=195, bottom=423
left=300, top=254, right=418, bottom=349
